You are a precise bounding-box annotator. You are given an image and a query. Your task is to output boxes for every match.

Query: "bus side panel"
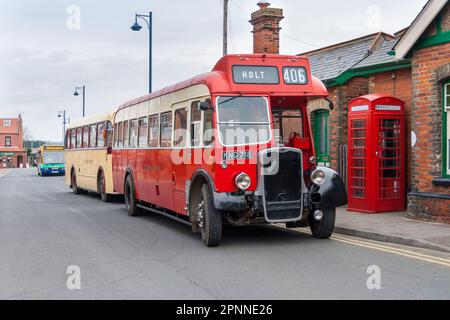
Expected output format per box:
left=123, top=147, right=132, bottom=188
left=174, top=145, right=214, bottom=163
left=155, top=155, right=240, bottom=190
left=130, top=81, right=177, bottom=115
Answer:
left=146, top=149, right=159, bottom=205
left=158, top=149, right=174, bottom=211
left=172, top=148, right=187, bottom=215
left=136, top=149, right=148, bottom=202
left=105, top=154, right=115, bottom=194
left=112, top=150, right=124, bottom=194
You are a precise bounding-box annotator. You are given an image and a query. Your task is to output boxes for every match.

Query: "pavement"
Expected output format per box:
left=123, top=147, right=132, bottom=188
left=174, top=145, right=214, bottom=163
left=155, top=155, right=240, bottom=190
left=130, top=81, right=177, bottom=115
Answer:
left=335, top=208, right=450, bottom=253
left=1, top=168, right=450, bottom=299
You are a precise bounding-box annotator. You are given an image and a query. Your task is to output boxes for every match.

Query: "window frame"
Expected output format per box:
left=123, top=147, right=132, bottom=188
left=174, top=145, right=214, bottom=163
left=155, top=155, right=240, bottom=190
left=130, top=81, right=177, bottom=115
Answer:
left=89, top=124, right=97, bottom=148
left=5, top=136, right=11, bottom=147
left=160, top=112, right=173, bottom=148
left=138, top=117, right=148, bottom=148
left=82, top=126, right=89, bottom=148
left=76, top=128, right=82, bottom=149
left=148, top=114, right=159, bottom=148
left=174, top=108, right=187, bottom=148
left=442, top=81, right=450, bottom=178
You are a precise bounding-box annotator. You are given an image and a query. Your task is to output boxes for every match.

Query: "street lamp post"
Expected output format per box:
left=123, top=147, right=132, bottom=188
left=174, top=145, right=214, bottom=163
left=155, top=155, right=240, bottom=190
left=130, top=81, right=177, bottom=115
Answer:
left=130, top=12, right=152, bottom=93
left=73, top=85, right=86, bottom=117
left=57, top=110, right=69, bottom=144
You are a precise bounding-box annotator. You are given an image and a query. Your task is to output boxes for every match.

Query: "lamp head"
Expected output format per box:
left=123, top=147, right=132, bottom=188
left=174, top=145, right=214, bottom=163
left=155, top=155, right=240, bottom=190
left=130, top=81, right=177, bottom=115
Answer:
left=73, top=91, right=79, bottom=96
left=130, top=22, right=142, bottom=31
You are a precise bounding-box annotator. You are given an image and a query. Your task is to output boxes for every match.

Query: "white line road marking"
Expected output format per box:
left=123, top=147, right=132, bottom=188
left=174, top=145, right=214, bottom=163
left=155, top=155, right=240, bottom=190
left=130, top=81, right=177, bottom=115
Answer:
left=0, top=169, right=10, bottom=178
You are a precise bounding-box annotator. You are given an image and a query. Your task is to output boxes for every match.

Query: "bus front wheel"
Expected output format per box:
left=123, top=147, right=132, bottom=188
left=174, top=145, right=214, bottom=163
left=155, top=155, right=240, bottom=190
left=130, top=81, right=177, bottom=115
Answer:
left=198, top=184, right=222, bottom=247
left=71, top=171, right=81, bottom=195
left=124, top=175, right=141, bottom=217
left=309, top=206, right=336, bottom=239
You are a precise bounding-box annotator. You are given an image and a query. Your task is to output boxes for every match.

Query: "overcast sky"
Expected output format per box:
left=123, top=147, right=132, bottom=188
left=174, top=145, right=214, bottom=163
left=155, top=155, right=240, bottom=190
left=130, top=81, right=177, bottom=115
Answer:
left=0, top=0, right=428, bottom=142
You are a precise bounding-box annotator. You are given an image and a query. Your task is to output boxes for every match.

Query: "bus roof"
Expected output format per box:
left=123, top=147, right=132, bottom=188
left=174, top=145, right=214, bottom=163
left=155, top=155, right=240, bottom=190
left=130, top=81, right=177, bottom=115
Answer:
left=117, top=54, right=328, bottom=111
left=68, top=112, right=115, bottom=130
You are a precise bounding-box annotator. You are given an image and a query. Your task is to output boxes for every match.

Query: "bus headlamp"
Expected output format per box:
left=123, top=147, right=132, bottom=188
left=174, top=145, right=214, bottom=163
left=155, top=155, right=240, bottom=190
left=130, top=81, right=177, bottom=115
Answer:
left=311, top=169, right=326, bottom=186
left=235, top=173, right=251, bottom=190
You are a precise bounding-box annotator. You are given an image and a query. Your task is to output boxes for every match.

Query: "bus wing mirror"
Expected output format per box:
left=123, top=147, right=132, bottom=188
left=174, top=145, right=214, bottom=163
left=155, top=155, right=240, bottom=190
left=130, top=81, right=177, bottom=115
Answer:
left=199, top=101, right=213, bottom=112
left=326, top=98, right=335, bottom=111
left=107, top=146, right=112, bottom=155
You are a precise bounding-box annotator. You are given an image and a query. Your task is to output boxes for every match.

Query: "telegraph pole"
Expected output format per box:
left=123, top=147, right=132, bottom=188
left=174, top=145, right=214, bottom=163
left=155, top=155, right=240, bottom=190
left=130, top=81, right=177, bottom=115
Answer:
left=223, top=0, right=228, bottom=56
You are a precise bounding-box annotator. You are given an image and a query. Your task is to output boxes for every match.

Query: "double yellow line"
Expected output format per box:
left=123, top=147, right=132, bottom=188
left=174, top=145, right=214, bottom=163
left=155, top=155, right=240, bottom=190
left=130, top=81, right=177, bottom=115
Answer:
left=276, top=225, right=450, bottom=268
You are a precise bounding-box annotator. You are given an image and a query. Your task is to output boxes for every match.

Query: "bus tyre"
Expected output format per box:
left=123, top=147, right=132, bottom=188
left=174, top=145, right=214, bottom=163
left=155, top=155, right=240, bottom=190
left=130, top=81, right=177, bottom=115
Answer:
left=98, top=171, right=112, bottom=202
left=309, top=206, right=336, bottom=239
left=124, top=175, right=141, bottom=217
left=71, top=171, right=81, bottom=195
left=199, top=184, right=222, bottom=247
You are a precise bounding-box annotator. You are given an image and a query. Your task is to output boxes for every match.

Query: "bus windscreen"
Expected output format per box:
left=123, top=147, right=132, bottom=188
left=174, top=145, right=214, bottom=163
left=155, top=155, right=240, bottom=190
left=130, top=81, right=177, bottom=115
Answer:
left=44, top=151, right=64, bottom=164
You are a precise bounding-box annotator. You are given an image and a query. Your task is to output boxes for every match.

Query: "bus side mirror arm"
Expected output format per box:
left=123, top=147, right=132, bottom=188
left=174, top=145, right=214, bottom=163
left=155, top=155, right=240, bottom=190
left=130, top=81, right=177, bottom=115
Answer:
left=199, top=101, right=214, bottom=112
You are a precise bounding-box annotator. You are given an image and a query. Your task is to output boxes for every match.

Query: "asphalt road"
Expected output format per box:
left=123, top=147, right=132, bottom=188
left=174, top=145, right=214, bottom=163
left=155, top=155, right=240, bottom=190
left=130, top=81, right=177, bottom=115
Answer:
left=1, top=168, right=449, bottom=299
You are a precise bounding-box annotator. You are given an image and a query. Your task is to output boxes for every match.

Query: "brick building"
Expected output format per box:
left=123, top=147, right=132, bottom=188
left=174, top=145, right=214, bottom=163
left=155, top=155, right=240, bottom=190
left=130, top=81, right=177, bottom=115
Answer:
left=0, top=115, right=27, bottom=168
left=249, top=0, right=449, bottom=220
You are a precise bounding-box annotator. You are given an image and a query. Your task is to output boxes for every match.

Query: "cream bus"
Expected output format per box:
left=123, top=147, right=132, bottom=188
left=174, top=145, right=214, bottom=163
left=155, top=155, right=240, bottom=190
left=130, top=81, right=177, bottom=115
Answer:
left=64, top=112, right=117, bottom=202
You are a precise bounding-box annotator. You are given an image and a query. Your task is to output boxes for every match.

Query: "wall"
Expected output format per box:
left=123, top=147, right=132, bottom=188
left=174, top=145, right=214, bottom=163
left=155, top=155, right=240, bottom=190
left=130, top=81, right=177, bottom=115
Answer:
left=369, top=68, right=413, bottom=190
left=409, top=42, right=450, bottom=223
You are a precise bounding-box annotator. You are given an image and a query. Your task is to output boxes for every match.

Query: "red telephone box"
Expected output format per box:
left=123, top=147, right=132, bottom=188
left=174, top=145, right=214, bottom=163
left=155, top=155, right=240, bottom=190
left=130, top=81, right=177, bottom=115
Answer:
left=347, top=94, right=405, bottom=213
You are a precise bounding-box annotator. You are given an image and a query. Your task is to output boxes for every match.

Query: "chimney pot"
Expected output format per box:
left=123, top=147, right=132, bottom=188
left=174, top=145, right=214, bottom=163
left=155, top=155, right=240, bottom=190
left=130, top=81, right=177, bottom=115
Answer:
left=257, top=0, right=270, bottom=9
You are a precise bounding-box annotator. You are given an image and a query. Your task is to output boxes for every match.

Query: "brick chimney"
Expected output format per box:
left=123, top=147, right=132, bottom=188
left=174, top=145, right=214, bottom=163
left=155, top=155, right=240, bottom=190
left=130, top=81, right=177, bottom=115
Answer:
left=249, top=1, right=284, bottom=54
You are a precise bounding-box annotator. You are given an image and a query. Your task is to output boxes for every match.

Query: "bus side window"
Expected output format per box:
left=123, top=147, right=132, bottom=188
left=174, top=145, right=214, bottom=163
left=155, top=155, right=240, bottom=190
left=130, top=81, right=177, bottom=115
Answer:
left=191, top=101, right=201, bottom=147
left=160, top=112, right=172, bottom=148
left=76, top=128, right=82, bottom=149
left=90, top=124, right=97, bottom=148
left=138, top=117, right=148, bottom=148
left=203, top=105, right=214, bottom=146
left=114, top=123, right=118, bottom=148
left=129, top=119, right=138, bottom=148
left=97, top=122, right=106, bottom=148
left=123, top=121, right=129, bottom=148
left=118, top=122, right=123, bottom=148
left=82, top=126, right=89, bottom=148
left=106, top=121, right=113, bottom=148
left=174, top=108, right=187, bottom=147
left=71, top=129, right=76, bottom=149
left=66, top=131, right=70, bottom=149
left=148, top=115, right=159, bottom=147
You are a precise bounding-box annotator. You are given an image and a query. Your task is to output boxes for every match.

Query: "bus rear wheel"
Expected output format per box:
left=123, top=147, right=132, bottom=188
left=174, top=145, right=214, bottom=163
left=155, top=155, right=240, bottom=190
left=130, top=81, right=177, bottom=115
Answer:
left=309, top=206, right=336, bottom=239
left=124, top=175, right=141, bottom=217
left=198, top=184, right=222, bottom=247
left=98, top=171, right=112, bottom=202
left=71, top=171, right=81, bottom=195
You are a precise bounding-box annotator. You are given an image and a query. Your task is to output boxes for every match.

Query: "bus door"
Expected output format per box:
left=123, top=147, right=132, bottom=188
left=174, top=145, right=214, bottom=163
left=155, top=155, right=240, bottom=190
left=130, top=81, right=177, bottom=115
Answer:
left=172, top=106, right=188, bottom=214
left=158, top=111, right=175, bottom=211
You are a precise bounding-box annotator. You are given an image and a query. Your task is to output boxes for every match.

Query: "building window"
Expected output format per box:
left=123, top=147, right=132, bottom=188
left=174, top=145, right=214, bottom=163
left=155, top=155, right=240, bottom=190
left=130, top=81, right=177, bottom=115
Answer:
left=3, top=120, right=11, bottom=127
left=443, top=81, right=450, bottom=178
left=5, top=136, right=11, bottom=147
